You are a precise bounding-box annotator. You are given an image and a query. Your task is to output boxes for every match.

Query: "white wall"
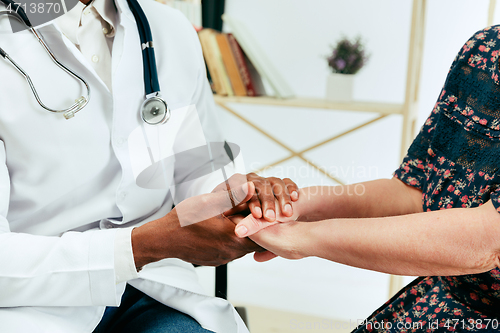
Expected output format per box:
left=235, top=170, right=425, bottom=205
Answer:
left=197, top=0, right=500, bottom=323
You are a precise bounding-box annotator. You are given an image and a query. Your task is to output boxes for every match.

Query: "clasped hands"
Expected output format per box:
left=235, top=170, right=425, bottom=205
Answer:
left=131, top=173, right=302, bottom=269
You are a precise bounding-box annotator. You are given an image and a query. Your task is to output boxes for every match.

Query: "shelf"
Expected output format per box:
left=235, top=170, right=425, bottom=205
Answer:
left=213, top=95, right=404, bottom=115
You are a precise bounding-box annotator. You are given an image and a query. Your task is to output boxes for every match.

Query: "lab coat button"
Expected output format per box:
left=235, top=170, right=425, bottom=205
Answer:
left=92, top=55, right=99, bottom=63
left=115, top=137, right=126, bottom=146
left=83, top=9, right=91, bottom=15
left=102, top=27, right=109, bottom=35
left=118, top=192, right=127, bottom=201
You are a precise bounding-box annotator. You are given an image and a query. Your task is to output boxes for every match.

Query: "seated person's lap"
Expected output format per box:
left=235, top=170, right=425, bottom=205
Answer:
left=93, top=284, right=211, bottom=333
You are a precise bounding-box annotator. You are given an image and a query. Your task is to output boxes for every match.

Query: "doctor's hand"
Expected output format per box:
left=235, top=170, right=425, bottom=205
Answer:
left=212, top=173, right=299, bottom=223
left=231, top=190, right=305, bottom=239
left=131, top=182, right=266, bottom=269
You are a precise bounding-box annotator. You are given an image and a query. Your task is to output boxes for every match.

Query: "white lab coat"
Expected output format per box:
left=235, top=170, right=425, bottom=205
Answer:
left=0, top=0, right=248, bottom=332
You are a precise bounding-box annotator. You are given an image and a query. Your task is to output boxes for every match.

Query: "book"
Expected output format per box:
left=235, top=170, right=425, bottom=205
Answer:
left=216, top=34, right=248, bottom=97
left=210, top=31, right=234, bottom=96
left=243, top=49, right=267, bottom=97
left=198, top=29, right=234, bottom=96
left=227, top=33, right=260, bottom=97
left=198, top=29, right=224, bottom=95
left=222, top=14, right=295, bottom=99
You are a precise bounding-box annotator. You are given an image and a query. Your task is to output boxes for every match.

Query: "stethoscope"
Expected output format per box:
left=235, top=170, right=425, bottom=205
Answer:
left=0, top=0, right=170, bottom=125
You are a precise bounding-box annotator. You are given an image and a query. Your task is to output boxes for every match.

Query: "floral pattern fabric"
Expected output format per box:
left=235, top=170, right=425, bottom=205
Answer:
left=353, top=26, right=500, bottom=332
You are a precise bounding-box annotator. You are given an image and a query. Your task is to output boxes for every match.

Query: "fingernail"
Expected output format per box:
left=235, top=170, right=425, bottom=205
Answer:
left=291, top=191, right=298, bottom=200
left=236, top=225, right=248, bottom=237
left=284, top=204, right=292, bottom=215
left=265, top=209, right=276, bottom=220
left=254, top=206, right=262, bottom=218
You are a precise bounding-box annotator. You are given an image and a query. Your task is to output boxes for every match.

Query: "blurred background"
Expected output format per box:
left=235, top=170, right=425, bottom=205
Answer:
left=165, top=0, right=500, bottom=331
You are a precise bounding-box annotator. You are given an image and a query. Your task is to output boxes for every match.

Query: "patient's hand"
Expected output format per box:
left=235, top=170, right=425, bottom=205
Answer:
left=229, top=214, right=306, bottom=262
left=228, top=191, right=308, bottom=262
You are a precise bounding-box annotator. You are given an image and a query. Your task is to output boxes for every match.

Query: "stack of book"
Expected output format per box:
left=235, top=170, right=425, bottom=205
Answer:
left=197, top=15, right=295, bottom=99
left=198, top=29, right=266, bottom=97
left=155, top=0, right=202, bottom=29
left=219, top=15, right=294, bottom=99
left=152, top=3, right=295, bottom=99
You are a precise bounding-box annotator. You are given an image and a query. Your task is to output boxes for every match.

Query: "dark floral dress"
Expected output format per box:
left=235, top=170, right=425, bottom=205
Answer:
left=353, top=26, right=500, bottom=333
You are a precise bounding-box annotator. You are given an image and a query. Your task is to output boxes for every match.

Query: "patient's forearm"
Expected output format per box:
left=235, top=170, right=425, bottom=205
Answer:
left=297, top=178, right=423, bottom=221
left=293, top=201, right=500, bottom=276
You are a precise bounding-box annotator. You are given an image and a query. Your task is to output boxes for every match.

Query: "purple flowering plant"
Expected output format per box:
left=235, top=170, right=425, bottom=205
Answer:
left=327, top=36, right=369, bottom=75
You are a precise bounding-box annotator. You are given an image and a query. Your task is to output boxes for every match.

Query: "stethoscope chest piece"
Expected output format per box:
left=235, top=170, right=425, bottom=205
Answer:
left=141, top=95, right=170, bottom=125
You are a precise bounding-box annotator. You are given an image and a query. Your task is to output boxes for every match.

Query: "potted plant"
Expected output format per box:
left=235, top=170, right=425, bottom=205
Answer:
left=326, top=36, right=369, bottom=102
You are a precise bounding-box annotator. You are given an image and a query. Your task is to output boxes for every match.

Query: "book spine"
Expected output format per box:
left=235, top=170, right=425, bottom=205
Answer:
left=227, top=33, right=257, bottom=97
left=216, top=34, right=248, bottom=97
left=211, top=32, right=234, bottom=96
left=198, top=29, right=224, bottom=95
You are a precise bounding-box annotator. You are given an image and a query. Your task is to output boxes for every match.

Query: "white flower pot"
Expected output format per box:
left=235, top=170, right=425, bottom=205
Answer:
left=325, top=73, right=354, bottom=102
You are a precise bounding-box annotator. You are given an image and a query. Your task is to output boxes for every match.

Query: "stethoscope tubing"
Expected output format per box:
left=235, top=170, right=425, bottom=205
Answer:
left=0, top=9, right=91, bottom=118
left=0, top=0, right=30, bottom=26
left=0, top=0, right=167, bottom=123
left=126, top=0, right=161, bottom=96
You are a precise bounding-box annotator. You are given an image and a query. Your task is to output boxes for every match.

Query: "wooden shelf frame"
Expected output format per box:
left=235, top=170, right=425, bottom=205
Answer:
left=216, top=95, right=390, bottom=184
left=217, top=0, right=427, bottom=164
left=215, top=0, right=427, bottom=299
left=215, top=0, right=497, bottom=299
left=216, top=0, right=427, bottom=183
left=215, top=96, right=405, bottom=115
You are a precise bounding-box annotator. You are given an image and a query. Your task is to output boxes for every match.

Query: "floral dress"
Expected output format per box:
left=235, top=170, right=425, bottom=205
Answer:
left=353, top=26, right=500, bottom=333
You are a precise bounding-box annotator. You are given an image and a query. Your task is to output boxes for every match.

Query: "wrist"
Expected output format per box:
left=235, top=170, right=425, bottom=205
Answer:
left=294, top=222, right=315, bottom=258
left=293, top=188, right=314, bottom=221
left=131, top=210, right=179, bottom=269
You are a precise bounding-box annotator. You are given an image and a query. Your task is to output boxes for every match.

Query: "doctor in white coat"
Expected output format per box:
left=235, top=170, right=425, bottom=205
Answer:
left=0, top=0, right=299, bottom=331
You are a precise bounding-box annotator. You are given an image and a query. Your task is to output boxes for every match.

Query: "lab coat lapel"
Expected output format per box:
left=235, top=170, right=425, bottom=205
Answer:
left=110, top=7, right=144, bottom=135
left=41, top=23, right=111, bottom=94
